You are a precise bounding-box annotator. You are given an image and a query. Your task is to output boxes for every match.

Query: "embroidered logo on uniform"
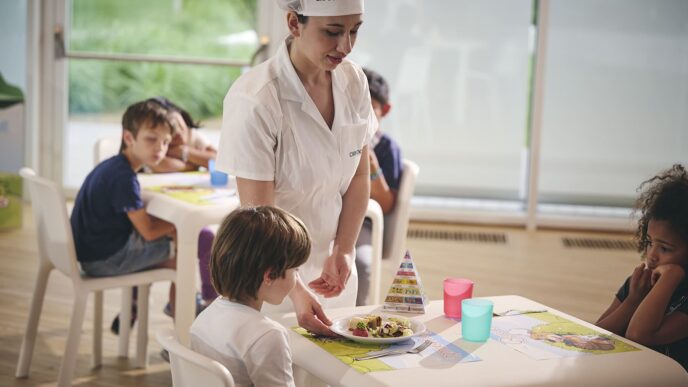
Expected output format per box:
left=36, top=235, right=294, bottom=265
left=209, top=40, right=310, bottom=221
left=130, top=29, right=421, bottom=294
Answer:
left=349, top=149, right=362, bottom=157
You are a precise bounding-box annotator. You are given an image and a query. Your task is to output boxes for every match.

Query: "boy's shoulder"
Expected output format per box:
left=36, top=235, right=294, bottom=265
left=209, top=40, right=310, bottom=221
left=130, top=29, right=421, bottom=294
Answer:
left=79, top=154, right=140, bottom=200
left=91, top=155, right=137, bottom=182
left=91, top=154, right=131, bottom=175
left=191, top=300, right=287, bottom=347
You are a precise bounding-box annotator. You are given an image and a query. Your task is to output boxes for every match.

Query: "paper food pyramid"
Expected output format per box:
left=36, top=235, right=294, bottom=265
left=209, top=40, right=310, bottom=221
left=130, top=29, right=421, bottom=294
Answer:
left=383, top=250, right=429, bottom=313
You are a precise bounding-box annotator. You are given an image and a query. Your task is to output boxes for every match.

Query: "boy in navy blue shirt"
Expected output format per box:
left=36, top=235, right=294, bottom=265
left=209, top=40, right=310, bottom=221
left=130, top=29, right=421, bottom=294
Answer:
left=355, top=68, right=404, bottom=305
left=71, top=100, right=178, bottom=322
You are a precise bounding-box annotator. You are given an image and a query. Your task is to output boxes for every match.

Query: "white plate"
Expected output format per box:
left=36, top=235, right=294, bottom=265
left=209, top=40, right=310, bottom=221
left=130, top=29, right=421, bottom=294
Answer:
left=331, top=314, right=427, bottom=344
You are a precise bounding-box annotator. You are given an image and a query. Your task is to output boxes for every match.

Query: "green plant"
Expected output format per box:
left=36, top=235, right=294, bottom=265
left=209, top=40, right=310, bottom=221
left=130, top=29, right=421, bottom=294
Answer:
left=68, top=0, right=256, bottom=120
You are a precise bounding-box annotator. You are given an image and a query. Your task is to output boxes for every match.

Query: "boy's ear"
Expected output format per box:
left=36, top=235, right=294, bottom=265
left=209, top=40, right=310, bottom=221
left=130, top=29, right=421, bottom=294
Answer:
left=263, top=270, right=273, bottom=285
left=122, top=130, right=135, bottom=148
left=381, top=103, right=392, bottom=118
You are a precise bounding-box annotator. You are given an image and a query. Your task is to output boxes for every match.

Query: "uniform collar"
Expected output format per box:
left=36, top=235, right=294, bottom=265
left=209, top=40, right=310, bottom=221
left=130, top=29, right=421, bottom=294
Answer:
left=276, top=37, right=349, bottom=102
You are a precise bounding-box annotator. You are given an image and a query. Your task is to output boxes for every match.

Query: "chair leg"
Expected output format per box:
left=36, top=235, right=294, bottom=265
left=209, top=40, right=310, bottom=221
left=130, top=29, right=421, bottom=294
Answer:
left=92, top=290, right=103, bottom=368
left=135, top=284, right=150, bottom=368
left=57, top=292, right=88, bottom=387
left=369, top=218, right=383, bottom=305
left=16, top=262, right=52, bottom=378
left=118, top=287, right=133, bottom=358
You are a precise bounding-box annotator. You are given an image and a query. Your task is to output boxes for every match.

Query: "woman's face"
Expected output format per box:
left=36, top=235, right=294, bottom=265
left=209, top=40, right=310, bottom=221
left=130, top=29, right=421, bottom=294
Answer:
left=291, top=13, right=363, bottom=71
left=645, top=219, right=688, bottom=270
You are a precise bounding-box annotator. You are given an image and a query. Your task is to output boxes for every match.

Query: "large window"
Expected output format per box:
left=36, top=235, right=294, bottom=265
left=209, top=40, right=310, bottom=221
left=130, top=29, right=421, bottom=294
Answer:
left=64, top=0, right=258, bottom=188
left=351, top=0, right=534, bottom=201
left=538, top=0, right=688, bottom=208
left=50, top=0, right=688, bottom=228
left=352, top=0, right=687, bottom=228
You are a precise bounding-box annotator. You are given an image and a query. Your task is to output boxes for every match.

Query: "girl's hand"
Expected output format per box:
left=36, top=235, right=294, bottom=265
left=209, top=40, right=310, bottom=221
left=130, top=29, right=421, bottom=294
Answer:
left=308, top=249, right=353, bottom=298
left=291, top=284, right=335, bottom=336
left=628, top=263, right=653, bottom=303
left=650, top=264, right=686, bottom=286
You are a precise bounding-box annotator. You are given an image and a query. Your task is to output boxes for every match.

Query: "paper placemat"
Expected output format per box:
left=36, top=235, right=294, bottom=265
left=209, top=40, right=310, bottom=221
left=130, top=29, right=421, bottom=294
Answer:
left=490, top=311, right=639, bottom=360
left=147, top=185, right=235, bottom=205
left=293, top=328, right=480, bottom=374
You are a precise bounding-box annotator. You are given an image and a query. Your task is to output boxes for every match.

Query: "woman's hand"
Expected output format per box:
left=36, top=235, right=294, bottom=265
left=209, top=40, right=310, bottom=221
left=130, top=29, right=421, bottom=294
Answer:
left=308, top=248, right=353, bottom=298
left=291, top=282, right=335, bottom=336
left=651, top=264, right=686, bottom=286
left=628, top=263, right=653, bottom=303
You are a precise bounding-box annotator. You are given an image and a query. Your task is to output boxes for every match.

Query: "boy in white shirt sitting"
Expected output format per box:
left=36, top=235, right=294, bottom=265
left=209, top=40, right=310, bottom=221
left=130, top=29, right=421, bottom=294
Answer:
left=190, top=206, right=310, bottom=387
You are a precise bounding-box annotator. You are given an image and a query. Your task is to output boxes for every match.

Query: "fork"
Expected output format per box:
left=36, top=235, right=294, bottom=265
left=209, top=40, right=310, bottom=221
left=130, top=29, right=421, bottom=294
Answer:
left=353, top=340, right=432, bottom=361
left=493, top=309, right=547, bottom=317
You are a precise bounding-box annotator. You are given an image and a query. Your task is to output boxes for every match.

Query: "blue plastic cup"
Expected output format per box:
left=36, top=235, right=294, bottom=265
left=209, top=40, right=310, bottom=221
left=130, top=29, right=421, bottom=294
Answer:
left=208, top=159, right=228, bottom=187
left=461, top=298, right=494, bottom=342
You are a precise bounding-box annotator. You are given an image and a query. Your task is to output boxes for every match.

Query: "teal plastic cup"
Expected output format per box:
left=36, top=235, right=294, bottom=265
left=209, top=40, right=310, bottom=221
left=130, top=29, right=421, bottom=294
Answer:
left=461, top=298, right=494, bottom=342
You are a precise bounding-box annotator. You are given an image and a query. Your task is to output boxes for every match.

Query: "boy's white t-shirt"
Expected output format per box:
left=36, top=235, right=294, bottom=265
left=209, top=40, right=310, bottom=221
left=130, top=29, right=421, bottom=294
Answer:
left=190, top=298, right=296, bottom=387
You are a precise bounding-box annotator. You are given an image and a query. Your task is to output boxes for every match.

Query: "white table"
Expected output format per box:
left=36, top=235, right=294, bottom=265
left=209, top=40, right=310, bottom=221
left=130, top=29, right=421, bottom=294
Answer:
left=270, top=296, right=688, bottom=386
left=138, top=172, right=239, bottom=344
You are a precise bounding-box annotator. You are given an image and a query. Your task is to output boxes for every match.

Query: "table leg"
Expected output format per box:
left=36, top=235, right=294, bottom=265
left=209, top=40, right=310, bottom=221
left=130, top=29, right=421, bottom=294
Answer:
left=174, top=224, right=202, bottom=345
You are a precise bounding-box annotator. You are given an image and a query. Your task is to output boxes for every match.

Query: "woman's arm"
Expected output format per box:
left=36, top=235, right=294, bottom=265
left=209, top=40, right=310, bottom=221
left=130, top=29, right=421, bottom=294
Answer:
left=235, top=177, right=275, bottom=205
left=626, top=264, right=688, bottom=345
left=308, top=146, right=370, bottom=296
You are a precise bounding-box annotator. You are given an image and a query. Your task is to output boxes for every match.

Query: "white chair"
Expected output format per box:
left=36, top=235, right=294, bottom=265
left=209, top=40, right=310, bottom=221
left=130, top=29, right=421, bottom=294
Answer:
left=365, top=159, right=419, bottom=304
left=157, top=328, right=236, bottom=387
left=15, top=168, right=176, bottom=387
left=93, top=135, right=121, bottom=165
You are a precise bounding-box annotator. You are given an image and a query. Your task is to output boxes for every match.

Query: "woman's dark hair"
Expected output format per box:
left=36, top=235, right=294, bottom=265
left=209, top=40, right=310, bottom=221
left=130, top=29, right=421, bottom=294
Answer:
left=296, top=13, right=308, bottom=24
left=210, top=206, right=311, bottom=303
left=147, top=96, right=201, bottom=130
left=634, top=164, right=688, bottom=256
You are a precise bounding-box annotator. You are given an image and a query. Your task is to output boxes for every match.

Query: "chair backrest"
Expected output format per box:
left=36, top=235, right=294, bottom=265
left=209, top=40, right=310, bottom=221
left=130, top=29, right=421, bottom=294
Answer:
left=156, top=328, right=236, bottom=387
left=383, top=159, right=419, bottom=268
left=19, top=168, right=81, bottom=278
left=93, top=135, right=121, bottom=166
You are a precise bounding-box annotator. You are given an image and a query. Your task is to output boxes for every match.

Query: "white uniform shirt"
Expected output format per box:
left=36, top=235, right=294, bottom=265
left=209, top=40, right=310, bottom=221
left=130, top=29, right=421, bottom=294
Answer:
left=190, top=299, right=295, bottom=387
left=216, top=38, right=377, bottom=308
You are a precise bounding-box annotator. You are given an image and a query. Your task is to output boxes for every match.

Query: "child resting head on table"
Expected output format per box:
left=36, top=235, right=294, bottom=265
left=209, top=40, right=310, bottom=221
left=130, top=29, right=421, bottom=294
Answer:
left=146, top=96, right=220, bottom=314
left=596, top=164, right=688, bottom=371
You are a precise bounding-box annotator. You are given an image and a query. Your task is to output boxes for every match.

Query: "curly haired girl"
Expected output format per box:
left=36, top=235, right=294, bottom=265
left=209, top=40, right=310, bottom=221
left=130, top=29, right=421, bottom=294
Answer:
left=596, top=164, right=688, bottom=370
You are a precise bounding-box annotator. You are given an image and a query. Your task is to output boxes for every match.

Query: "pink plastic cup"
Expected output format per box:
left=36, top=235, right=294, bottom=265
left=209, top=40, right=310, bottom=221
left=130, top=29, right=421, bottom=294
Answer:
left=443, top=278, right=474, bottom=318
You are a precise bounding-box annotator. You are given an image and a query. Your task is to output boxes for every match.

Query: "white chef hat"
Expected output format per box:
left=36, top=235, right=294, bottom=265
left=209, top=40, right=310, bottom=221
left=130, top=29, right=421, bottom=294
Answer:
left=276, top=0, right=364, bottom=17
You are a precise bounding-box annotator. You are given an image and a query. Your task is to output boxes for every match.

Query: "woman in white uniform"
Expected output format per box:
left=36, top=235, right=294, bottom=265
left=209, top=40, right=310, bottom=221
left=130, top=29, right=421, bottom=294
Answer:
left=215, top=0, right=375, bottom=335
